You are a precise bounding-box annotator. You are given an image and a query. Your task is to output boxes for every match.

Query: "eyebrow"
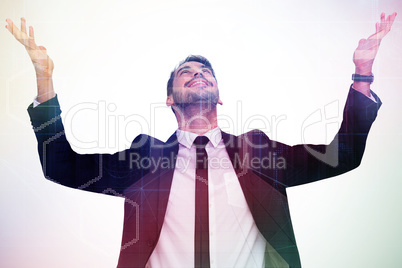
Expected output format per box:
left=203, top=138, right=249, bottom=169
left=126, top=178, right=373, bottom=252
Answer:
left=175, top=64, right=210, bottom=77
left=176, top=66, right=191, bottom=76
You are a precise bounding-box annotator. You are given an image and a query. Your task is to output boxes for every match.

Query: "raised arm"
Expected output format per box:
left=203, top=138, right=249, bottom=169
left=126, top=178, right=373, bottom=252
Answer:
left=353, top=12, right=397, bottom=97
left=246, top=13, right=397, bottom=192
left=6, top=17, right=55, bottom=103
left=6, top=18, right=154, bottom=195
left=283, top=13, right=397, bottom=186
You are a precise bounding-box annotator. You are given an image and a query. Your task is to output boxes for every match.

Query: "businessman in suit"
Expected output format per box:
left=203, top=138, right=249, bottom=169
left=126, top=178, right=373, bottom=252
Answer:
left=6, top=12, right=396, bottom=268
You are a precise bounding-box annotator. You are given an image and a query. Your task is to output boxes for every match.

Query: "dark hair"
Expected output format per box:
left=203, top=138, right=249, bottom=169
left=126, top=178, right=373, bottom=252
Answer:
left=166, top=55, right=216, bottom=96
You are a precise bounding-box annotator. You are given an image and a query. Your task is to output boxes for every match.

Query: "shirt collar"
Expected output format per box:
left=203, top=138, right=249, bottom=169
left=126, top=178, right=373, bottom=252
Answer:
left=176, top=127, right=222, bottom=149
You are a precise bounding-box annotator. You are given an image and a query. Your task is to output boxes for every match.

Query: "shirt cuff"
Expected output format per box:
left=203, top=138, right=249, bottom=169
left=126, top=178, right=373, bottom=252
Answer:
left=33, top=98, right=41, bottom=108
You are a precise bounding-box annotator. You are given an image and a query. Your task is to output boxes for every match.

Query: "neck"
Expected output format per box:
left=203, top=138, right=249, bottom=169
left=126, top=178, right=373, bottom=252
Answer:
left=174, top=103, right=218, bottom=135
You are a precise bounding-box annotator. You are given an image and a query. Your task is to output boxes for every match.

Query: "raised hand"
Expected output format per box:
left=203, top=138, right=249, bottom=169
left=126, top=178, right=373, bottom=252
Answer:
left=353, top=12, right=397, bottom=75
left=5, top=17, right=55, bottom=103
left=6, top=18, right=54, bottom=78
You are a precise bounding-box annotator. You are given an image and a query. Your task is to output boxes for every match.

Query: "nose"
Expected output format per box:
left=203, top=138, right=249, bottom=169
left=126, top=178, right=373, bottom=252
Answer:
left=194, top=72, right=203, bottom=78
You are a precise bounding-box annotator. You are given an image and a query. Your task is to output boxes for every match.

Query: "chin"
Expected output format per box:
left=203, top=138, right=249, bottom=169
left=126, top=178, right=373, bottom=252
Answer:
left=173, top=91, right=219, bottom=108
left=175, top=100, right=218, bottom=110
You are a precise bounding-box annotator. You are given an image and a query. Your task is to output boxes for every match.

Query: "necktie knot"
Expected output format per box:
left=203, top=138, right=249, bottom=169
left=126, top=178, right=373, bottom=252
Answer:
left=194, top=136, right=209, bottom=170
left=193, top=136, right=209, bottom=149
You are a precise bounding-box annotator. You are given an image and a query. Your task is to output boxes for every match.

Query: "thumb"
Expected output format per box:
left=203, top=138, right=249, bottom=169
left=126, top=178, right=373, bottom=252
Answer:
left=39, top=46, right=47, bottom=51
left=358, top=38, right=366, bottom=47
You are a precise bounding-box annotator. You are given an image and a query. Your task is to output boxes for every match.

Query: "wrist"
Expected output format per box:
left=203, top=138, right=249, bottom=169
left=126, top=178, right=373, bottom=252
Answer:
left=37, top=92, right=56, bottom=103
left=36, top=76, right=55, bottom=103
left=35, top=72, right=53, bottom=79
left=354, top=67, right=373, bottom=76
left=352, top=82, right=371, bottom=96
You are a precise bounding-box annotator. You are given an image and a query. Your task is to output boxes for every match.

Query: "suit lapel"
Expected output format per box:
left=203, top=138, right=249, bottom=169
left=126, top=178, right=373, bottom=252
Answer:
left=156, top=132, right=179, bottom=230
left=222, top=131, right=300, bottom=267
left=121, top=132, right=179, bottom=250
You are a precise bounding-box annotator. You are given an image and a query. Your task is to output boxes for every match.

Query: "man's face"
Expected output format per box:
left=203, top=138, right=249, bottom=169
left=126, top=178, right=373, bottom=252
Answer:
left=168, top=61, right=221, bottom=108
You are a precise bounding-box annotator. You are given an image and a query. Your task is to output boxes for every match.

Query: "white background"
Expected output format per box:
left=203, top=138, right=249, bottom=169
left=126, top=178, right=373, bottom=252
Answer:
left=1, top=0, right=401, bottom=267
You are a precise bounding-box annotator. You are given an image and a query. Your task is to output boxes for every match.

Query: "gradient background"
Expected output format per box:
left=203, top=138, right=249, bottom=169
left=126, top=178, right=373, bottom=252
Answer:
left=1, top=0, right=401, bottom=267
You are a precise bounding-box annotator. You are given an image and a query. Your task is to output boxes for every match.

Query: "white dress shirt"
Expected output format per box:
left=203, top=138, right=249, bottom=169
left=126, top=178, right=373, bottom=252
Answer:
left=146, top=127, right=280, bottom=268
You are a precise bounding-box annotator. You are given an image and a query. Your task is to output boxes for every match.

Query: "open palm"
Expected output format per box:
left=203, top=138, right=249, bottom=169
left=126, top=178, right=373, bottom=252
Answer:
left=6, top=17, right=54, bottom=77
left=353, top=12, right=397, bottom=74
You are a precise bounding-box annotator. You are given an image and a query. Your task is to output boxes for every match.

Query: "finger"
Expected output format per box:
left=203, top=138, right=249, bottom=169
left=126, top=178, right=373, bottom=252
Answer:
left=358, top=38, right=366, bottom=47
left=5, top=18, right=14, bottom=34
left=21, top=17, right=27, bottom=34
left=381, top=12, right=385, bottom=23
left=356, top=38, right=366, bottom=50
left=29, top=25, right=34, bottom=40
left=10, top=19, right=22, bottom=39
left=388, top=12, right=397, bottom=28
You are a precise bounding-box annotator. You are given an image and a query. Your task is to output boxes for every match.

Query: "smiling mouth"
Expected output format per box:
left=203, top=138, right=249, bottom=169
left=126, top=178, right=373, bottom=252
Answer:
left=186, top=78, right=211, bottom=87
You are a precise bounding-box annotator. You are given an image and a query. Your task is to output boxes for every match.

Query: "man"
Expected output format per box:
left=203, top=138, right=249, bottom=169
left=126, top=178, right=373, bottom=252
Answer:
left=5, top=12, right=396, bottom=268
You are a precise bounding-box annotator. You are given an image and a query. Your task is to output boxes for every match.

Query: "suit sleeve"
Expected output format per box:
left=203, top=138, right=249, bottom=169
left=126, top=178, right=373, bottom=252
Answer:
left=249, top=86, right=381, bottom=190
left=28, top=96, right=152, bottom=195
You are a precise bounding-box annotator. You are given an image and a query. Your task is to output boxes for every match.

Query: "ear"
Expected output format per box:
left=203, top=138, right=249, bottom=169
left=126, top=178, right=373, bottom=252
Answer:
left=166, top=95, right=174, bottom=106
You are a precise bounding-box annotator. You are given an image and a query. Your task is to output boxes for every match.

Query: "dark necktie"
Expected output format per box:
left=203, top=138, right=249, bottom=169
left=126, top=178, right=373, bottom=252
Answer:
left=193, top=136, right=210, bottom=268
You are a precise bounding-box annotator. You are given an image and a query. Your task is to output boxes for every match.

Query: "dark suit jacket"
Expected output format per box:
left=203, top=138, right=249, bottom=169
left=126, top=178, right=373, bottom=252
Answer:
left=28, top=87, right=381, bottom=268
